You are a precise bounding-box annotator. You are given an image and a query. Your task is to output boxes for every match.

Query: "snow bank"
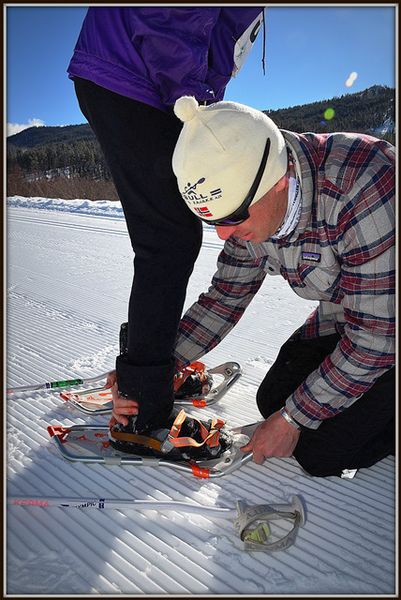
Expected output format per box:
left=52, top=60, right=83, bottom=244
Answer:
left=6, top=195, right=215, bottom=229
left=7, top=195, right=125, bottom=219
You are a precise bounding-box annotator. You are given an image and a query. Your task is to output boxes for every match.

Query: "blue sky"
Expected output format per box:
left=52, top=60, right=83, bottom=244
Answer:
left=6, top=5, right=396, bottom=135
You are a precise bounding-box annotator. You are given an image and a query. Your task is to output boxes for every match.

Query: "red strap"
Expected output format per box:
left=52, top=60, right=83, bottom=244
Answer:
left=47, top=425, right=70, bottom=443
left=191, top=465, right=210, bottom=478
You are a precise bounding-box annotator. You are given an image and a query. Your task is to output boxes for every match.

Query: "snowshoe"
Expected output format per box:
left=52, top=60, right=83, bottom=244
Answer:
left=59, top=361, right=241, bottom=414
left=109, top=407, right=230, bottom=462
left=47, top=420, right=261, bottom=478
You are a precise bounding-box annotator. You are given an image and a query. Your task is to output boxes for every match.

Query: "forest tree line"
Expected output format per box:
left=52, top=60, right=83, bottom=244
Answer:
left=7, top=85, right=395, bottom=201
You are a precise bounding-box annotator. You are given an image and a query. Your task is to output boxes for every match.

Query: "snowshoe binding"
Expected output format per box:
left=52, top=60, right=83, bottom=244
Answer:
left=60, top=361, right=241, bottom=414
left=109, top=407, right=230, bottom=462
left=173, top=361, right=213, bottom=400
left=47, top=420, right=260, bottom=477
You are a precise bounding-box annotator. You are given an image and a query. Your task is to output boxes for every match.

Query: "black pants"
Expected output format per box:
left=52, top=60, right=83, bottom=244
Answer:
left=74, top=78, right=202, bottom=429
left=256, top=331, right=395, bottom=477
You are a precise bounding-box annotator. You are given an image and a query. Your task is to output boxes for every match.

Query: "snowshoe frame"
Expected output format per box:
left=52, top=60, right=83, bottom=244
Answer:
left=47, top=421, right=261, bottom=478
left=60, top=361, right=242, bottom=415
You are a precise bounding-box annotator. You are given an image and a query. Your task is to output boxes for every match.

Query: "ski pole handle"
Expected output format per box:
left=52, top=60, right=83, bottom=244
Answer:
left=7, top=378, right=85, bottom=393
left=7, top=372, right=110, bottom=394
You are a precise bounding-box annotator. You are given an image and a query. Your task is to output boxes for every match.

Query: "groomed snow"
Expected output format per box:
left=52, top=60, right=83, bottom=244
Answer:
left=6, top=196, right=396, bottom=595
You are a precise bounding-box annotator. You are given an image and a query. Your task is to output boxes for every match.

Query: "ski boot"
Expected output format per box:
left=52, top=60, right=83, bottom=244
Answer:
left=109, top=407, right=231, bottom=462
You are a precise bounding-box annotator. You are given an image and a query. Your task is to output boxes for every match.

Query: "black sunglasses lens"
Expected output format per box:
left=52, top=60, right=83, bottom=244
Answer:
left=214, top=211, right=249, bottom=226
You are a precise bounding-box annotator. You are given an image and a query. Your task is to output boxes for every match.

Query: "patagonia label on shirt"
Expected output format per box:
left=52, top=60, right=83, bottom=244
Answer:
left=302, top=251, right=321, bottom=263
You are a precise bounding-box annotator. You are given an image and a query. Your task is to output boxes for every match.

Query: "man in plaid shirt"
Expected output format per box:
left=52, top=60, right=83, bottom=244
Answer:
left=168, top=96, right=395, bottom=477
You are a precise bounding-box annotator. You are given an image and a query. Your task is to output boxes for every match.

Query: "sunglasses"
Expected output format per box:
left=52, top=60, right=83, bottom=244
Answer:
left=199, top=137, right=271, bottom=227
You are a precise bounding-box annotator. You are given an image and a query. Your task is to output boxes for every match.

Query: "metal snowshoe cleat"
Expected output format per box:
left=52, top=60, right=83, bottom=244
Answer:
left=59, top=361, right=241, bottom=414
left=108, top=407, right=230, bottom=462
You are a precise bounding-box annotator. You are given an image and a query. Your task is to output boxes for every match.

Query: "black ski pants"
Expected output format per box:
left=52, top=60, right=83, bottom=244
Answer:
left=74, top=78, right=202, bottom=429
left=256, top=330, right=395, bottom=477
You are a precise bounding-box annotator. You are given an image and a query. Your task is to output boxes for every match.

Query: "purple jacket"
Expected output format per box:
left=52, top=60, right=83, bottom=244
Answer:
left=67, top=7, right=264, bottom=111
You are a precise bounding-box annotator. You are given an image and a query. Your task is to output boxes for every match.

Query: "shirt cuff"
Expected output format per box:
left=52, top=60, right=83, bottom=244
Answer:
left=285, top=396, right=323, bottom=430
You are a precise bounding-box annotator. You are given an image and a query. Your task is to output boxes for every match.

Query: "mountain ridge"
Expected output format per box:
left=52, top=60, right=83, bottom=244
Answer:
left=7, top=84, right=395, bottom=201
left=8, top=84, right=395, bottom=148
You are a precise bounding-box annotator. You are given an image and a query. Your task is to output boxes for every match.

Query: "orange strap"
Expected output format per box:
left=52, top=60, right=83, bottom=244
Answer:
left=169, top=408, right=187, bottom=438
left=109, top=408, right=225, bottom=454
left=173, top=361, right=206, bottom=393
left=168, top=409, right=225, bottom=450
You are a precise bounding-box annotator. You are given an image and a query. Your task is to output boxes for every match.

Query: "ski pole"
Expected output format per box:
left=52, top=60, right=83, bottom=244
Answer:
left=6, top=371, right=110, bottom=394
left=8, top=495, right=306, bottom=551
left=9, top=496, right=235, bottom=518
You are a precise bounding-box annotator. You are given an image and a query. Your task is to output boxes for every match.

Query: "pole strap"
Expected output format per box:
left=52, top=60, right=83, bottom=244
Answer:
left=234, top=499, right=304, bottom=552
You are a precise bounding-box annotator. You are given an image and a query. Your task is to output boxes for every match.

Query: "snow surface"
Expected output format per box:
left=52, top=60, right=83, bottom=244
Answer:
left=6, top=196, right=396, bottom=595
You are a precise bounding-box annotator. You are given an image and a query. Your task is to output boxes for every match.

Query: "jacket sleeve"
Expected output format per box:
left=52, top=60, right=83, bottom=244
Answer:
left=174, top=237, right=267, bottom=369
left=287, top=149, right=395, bottom=429
left=128, top=8, right=222, bottom=106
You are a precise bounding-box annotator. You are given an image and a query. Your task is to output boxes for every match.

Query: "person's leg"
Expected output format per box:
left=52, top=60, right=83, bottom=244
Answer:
left=74, top=78, right=203, bottom=429
left=256, top=331, right=395, bottom=476
left=256, top=330, right=341, bottom=418
left=294, top=368, right=395, bottom=477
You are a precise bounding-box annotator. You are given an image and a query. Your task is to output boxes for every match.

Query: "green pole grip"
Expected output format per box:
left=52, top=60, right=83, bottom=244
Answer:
left=49, top=379, right=84, bottom=389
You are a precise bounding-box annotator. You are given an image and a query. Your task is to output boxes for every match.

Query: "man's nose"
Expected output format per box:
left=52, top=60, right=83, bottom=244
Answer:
left=215, top=225, right=237, bottom=240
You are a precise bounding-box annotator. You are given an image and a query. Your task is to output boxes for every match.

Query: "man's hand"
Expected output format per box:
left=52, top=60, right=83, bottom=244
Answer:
left=105, top=370, right=139, bottom=428
left=240, top=410, right=300, bottom=464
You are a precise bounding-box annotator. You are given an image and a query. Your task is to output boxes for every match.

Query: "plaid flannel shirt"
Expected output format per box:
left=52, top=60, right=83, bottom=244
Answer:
left=174, top=130, right=395, bottom=429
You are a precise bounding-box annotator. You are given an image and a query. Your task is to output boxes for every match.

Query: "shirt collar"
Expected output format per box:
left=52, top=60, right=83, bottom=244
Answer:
left=280, top=131, right=315, bottom=242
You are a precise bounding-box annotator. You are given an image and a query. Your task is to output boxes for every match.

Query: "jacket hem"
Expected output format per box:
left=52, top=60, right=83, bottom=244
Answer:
left=68, top=52, right=168, bottom=112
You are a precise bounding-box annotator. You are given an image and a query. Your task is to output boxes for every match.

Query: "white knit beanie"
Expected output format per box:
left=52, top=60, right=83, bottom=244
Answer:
left=172, top=96, right=288, bottom=222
